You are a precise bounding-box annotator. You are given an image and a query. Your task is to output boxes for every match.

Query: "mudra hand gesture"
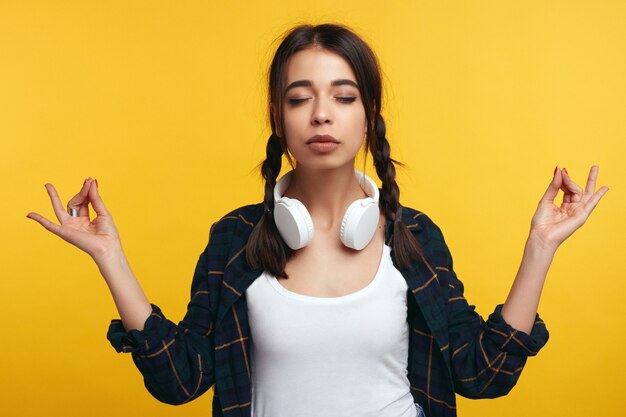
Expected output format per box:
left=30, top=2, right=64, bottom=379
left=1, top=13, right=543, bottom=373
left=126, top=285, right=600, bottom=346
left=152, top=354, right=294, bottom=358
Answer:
left=530, top=165, right=609, bottom=251
left=26, top=178, right=121, bottom=261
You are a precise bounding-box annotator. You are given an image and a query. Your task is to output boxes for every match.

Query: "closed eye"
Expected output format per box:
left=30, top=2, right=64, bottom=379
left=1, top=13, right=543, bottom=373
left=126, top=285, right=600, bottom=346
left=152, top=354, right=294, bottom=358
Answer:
left=336, top=97, right=357, bottom=103
left=287, top=98, right=309, bottom=105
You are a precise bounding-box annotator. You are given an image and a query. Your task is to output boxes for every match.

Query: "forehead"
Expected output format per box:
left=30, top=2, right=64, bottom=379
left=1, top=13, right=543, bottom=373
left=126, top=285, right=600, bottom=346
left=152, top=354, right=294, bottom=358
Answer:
left=284, top=47, right=357, bottom=85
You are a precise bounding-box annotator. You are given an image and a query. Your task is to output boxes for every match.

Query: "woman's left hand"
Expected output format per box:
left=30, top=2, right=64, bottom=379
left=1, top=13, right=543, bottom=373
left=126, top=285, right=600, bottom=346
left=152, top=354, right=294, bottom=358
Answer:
left=529, top=165, right=609, bottom=251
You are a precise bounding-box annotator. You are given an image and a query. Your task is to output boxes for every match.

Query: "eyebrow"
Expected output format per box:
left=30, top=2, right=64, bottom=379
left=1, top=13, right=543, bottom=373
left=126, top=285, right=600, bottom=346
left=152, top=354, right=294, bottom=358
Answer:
left=284, top=79, right=360, bottom=92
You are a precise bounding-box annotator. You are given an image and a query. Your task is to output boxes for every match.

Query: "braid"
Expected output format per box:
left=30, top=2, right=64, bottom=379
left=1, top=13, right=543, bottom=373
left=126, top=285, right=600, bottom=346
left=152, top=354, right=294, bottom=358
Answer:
left=370, top=114, right=422, bottom=269
left=246, top=133, right=292, bottom=277
left=261, top=133, right=283, bottom=210
left=372, top=116, right=398, bottom=220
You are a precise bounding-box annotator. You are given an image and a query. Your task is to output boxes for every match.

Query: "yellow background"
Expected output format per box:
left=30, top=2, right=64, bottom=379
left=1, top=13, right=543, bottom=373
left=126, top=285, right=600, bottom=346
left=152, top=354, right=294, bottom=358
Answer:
left=3, top=1, right=625, bottom=416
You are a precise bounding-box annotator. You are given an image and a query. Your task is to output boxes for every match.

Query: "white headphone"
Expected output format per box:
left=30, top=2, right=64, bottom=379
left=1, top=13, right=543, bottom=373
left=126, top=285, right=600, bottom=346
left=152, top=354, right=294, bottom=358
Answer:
left=273, top=169, right=380, bottom=250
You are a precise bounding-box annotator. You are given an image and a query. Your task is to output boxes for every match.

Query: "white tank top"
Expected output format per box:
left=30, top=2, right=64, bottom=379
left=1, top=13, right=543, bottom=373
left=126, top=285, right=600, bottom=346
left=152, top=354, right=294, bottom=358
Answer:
left=245, top=244, right=418, bottom=417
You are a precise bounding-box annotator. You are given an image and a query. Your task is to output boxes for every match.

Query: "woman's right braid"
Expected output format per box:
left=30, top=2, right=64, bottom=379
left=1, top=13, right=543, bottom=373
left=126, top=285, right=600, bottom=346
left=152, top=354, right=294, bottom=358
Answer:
left=371, top=114, right=422, bottom=269
left=372, top=115, right=399, bottom=222
left=246, top=133, right=292, bottom=278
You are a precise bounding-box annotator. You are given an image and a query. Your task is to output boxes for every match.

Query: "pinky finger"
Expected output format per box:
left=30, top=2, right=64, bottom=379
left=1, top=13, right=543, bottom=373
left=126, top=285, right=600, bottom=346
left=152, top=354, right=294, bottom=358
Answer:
left=26, top=212, right=62, bottom=236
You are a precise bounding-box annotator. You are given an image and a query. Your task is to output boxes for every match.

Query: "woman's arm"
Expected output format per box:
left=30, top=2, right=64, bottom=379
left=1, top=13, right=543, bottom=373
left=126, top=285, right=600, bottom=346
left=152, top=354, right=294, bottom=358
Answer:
left=27, top=178, right=152, bottom=330
left=501, top=166, right=608, bottom=333
left=417, top=214, right=549, bottom=399
left=94, top=245, right=152, bottom=331
left=28, top=177, right=217, bottom=404
left=431, top=166, right=606, bottom=398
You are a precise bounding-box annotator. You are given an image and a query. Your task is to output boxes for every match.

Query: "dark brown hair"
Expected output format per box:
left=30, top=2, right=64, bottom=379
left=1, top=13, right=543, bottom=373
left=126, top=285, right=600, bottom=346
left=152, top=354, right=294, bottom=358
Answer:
left=246, top=23, right=422, bottom=277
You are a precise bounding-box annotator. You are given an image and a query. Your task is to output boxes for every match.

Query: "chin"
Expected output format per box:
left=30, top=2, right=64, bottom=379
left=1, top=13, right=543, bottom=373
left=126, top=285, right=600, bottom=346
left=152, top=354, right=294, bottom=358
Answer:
left=294, top=158, right=357, bottom=172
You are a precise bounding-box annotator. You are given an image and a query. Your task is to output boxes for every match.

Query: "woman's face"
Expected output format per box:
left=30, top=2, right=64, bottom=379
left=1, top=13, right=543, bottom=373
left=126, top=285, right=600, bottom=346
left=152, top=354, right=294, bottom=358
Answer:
left=280, top=47, right=367, bottom=171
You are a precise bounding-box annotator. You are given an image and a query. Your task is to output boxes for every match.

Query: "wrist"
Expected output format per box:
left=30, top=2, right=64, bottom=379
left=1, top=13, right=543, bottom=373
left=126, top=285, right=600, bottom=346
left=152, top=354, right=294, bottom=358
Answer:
left=92, top=242, right=127, bottom=268
left=526, top=231, right=558, bottom=257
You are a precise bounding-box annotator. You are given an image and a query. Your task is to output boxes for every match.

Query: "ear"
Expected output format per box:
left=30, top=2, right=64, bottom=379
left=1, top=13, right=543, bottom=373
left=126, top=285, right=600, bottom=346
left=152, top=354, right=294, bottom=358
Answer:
left=368, top=102, right=377, bottom=132
left=366, top=114, right=375, bottom=133
left=270, top=104, right=283, bottom=138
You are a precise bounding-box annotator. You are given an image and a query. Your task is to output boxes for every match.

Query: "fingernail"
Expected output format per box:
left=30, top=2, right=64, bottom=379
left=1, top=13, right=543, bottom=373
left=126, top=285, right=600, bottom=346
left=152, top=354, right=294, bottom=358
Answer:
left=95, top=179, right=99, bottom=188
left=563, top=168, right=568, bottom=175
left=553, top=166, right=558, bottom=176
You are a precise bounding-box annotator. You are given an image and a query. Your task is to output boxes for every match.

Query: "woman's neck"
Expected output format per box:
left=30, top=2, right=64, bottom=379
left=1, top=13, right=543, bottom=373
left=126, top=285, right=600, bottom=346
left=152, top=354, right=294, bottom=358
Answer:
left=284, top=164, right=367, bottom=230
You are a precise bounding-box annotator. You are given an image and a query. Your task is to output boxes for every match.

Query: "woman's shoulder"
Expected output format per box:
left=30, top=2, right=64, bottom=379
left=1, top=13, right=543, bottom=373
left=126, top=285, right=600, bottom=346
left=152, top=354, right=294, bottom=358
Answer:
left=209, top=203, right=264, bottom=236
left=201, top=203, right=264, bottom=262
left=217, top=203, right=264, bottom=226
left=400, top=206, right=451, bottom=252
left=399, top=206, right=440, bottom=233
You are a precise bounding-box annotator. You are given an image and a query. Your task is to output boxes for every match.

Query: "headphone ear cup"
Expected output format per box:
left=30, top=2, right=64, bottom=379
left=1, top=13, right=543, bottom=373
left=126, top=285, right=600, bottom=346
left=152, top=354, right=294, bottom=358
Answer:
left=274, top=197, right=314, bottom=250
left=340, top=197, right=379, bottom=250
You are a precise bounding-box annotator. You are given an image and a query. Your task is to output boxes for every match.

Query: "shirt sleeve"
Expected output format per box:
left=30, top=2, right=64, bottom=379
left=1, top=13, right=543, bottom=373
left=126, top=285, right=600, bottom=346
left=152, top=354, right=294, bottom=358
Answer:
left=105, top=239, right=216, bottom=405
left=428, top=220, right=549, bottom=399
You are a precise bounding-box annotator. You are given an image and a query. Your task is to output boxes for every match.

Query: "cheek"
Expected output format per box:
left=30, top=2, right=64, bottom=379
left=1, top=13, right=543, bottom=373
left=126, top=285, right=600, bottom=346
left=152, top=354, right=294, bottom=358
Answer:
left=282, top=125, right=298, bottom=152
left=281, top=119, right=302, bottom=155
left=350, top=106, right=367, bottom=130
left=281, top=110, right=303, bottom=138
left=349, top=111, right=367, bottom=139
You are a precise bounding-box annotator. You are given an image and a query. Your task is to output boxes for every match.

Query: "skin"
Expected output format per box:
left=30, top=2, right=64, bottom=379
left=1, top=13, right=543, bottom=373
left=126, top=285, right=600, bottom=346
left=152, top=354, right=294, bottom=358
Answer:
left=281, top=47, right=367, bottom=172
left=26, top=178, right=152, bottom=331
left=278, top=47, right=386, bottom=296
left=26, top=48, right=609, bottom=335
left=501, top=165, right=609, bottom=332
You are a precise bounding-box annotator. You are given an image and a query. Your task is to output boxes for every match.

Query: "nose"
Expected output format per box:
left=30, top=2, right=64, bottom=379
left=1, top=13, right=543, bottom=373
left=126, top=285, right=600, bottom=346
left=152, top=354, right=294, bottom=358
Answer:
left=311, top=98, right=332, bottom=125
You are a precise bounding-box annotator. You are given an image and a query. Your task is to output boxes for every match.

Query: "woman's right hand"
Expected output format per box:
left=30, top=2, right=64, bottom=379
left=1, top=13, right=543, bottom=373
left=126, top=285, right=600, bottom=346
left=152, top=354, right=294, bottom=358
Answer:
left=27, top=178, right=123, bottom=262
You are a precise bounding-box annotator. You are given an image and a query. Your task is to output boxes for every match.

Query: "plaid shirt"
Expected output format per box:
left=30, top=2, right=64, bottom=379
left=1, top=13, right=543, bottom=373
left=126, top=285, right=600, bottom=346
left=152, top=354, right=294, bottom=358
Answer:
left=108, top=203, right=549, bottom=417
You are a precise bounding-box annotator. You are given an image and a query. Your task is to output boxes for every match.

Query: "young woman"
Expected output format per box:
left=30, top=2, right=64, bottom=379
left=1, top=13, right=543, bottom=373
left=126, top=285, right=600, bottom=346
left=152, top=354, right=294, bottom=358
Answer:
left=27, top=24, right=608, bottom=417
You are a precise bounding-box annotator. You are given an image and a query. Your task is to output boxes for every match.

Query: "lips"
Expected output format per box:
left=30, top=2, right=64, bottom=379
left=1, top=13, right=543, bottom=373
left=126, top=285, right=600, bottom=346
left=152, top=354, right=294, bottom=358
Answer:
left=305, top=135, right=340, bottom=153
left=306, top=134, right=340, bottom=144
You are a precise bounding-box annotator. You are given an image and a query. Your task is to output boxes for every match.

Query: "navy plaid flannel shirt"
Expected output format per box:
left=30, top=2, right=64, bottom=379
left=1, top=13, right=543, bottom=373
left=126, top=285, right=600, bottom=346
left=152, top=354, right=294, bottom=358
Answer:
left=107, top=203, right=549, bottom=417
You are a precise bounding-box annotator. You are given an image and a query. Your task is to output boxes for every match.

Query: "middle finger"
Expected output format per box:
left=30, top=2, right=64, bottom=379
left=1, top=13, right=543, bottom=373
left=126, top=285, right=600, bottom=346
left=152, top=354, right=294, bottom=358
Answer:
left=66, top=178, right=93, bottom=217
left=561, top=169, right=584, bottom=202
